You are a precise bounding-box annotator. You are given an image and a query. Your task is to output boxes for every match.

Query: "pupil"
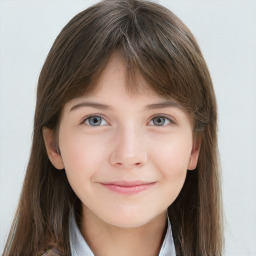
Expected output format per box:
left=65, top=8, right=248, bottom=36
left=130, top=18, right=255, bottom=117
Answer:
left=89, top=117, right=101, bottom=126
left=153, top=117, right=164, bottom=126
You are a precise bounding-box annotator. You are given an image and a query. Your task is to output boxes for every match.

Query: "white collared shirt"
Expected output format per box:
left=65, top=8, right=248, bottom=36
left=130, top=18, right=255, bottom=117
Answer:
left=69, top=212, right=176, bottom=256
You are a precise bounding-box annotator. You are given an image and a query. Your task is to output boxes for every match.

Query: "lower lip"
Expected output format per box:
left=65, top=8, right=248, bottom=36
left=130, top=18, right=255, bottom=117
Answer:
left=101, top=183, right=155, bottom=195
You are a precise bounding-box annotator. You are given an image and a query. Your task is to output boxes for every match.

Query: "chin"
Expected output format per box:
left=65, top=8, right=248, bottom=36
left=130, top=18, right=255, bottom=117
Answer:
left=99, top=208, right=160, bottom=229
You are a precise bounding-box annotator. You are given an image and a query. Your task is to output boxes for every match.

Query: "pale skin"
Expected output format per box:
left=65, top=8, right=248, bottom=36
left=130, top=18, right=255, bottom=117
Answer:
left=43, top=54, right=201, bottom=256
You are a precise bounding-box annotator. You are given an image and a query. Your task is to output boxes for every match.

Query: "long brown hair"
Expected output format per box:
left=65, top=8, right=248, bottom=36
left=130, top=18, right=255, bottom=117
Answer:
left=3, top=0, right=223, bottom=255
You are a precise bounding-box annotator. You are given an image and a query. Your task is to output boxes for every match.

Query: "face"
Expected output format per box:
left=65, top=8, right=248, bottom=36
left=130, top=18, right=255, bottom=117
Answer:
left=44, top=55, right=200, bottom=229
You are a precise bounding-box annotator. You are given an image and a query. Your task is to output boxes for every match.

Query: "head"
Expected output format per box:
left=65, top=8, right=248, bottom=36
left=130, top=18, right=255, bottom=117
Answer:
left=4, top=0, right=223, bottom=255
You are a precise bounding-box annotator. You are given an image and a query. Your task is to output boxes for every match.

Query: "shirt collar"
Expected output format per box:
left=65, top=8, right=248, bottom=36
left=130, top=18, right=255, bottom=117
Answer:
left=69, top=211, right=176, bottom=256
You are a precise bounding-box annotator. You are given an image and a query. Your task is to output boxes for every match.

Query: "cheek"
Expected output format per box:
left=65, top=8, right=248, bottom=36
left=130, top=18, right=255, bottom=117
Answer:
left=149, top=132, right=192, bottom=196
left=151, top=131, right=192, bottom=169
left=59, top=129, right=108, bottom=183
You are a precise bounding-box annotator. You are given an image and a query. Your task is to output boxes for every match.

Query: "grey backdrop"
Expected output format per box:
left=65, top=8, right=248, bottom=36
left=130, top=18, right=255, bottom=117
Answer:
left=0, top=1, right=255, bottom=255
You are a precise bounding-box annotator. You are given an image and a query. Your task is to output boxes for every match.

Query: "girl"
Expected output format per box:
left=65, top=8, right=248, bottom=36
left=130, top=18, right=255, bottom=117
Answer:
left=3, top=0, right=223, bottom=255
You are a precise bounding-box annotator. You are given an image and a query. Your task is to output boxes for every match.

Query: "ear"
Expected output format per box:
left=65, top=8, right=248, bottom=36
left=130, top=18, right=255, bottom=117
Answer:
left=42, top=127, right=64, bottom=170
left=188, top=135, right=201, bottom=171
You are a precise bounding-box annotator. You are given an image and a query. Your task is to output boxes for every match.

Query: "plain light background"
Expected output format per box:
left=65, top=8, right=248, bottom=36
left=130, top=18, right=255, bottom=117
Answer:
left=0, top=0, right=255, bottom=255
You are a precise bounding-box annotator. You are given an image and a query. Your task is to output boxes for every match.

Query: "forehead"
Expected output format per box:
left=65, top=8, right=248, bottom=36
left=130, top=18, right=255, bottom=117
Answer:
left=71, top=58, right=172, bottom=112
left=86, top=53, right=155, bottom=97
left=63, top=53, right=189, bottom=114
left=63, top=55, right=191, bottom=121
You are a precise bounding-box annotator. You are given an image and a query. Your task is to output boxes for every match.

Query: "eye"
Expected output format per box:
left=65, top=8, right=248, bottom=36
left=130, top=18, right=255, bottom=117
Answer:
left=84, top=116, right=107, bottom=126
left=149, top=116, right=172, bottom=126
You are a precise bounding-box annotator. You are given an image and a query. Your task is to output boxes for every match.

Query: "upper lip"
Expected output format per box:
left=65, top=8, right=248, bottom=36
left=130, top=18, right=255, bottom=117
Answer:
left=100, top=181, right=155, bottom=186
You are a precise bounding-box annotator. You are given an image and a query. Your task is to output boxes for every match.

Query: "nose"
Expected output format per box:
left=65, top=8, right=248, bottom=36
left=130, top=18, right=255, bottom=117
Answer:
left=109, top=126, right=147, bottom=169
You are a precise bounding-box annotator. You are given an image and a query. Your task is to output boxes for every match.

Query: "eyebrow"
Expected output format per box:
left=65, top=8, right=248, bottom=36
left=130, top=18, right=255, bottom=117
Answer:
left=69, top=100, right=183, bottom=112
left=70, top=102, right=111, bottom=112
left=145, top=101, right=183, bottom=110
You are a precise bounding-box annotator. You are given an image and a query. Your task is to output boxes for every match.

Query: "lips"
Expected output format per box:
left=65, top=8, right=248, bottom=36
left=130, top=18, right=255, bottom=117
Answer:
left=100, top=181, right=156, bottom=195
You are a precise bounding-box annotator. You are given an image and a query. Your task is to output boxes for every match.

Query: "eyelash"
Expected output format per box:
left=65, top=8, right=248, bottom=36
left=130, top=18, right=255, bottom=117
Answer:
left=82, top=114, right=108, bottom=126
left=149, top=115, right=176, bottom=126
left=81, top=114, right=176, bottom=127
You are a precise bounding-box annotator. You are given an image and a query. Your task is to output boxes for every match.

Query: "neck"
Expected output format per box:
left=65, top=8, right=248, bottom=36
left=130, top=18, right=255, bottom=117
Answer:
left=80, top=207, right=167, bottom=256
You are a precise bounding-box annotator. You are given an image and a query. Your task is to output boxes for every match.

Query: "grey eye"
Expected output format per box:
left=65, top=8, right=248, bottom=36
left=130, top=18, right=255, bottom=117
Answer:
left=85, top=116, right=105, bottom=126
left=151, top=116, right=170, bottom=126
